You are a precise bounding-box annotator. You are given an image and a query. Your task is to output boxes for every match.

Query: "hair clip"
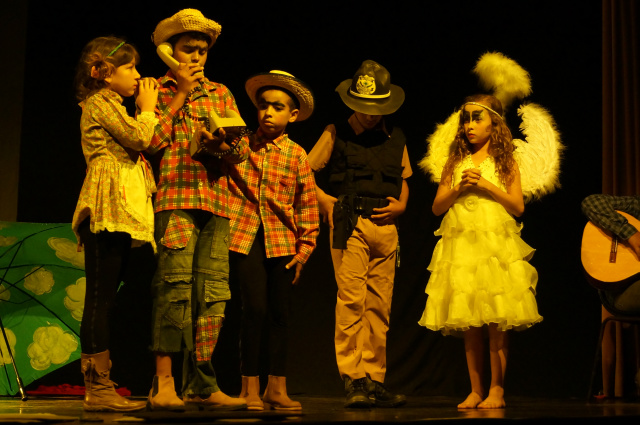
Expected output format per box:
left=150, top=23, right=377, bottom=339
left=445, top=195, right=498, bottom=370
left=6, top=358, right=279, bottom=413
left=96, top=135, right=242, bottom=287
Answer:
left=107, top=42, right=125, bottom=57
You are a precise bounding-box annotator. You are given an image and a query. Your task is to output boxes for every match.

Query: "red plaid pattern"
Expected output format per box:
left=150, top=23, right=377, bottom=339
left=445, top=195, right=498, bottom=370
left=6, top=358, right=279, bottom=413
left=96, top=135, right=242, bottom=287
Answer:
left=227, top=133, right=319, bottom=264
left=195, top=316, right=222, bottom=362
left=160, top=213, right=193, bottom=249
left=148, top=72, right=248, bottom=217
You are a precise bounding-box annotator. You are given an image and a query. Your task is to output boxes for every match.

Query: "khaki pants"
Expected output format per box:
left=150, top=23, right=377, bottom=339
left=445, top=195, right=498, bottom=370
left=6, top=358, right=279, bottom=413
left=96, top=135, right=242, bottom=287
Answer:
left=331, top=216, right=397, bottom=383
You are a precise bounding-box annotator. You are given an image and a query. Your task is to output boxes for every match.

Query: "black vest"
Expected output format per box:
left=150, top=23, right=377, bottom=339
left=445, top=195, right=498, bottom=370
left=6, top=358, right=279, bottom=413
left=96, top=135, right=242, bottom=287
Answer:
left=328, top=120, right=405, bottom=199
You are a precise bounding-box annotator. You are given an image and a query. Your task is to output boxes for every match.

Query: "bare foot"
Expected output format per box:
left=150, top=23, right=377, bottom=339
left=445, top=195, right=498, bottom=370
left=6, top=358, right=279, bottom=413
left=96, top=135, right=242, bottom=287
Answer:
left=458, top=391, right=483, bottom=409
left=478, top=387, right=505, bottom=409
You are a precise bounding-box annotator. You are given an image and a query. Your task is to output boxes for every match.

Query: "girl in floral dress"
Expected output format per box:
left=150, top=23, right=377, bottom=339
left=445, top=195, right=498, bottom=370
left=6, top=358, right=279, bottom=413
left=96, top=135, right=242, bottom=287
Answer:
left=71, top=36, right=158, bottom=412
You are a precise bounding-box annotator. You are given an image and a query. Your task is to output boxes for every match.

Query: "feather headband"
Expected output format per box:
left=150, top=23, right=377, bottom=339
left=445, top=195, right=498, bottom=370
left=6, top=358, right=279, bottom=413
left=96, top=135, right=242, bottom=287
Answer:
left=462, top=102, right=503, bottom=120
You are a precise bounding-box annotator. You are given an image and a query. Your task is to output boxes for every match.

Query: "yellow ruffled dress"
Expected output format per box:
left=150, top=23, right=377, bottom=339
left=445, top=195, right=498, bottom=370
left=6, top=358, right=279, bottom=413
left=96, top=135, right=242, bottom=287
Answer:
left=418, top=156, right=542, bottom=335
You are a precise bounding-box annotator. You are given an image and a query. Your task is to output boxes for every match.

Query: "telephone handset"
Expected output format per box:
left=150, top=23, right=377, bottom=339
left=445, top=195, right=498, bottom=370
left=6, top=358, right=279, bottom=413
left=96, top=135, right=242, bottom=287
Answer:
left=155, top=43, right=249, bottom=160
left=156, top=43, right=203, bottom=77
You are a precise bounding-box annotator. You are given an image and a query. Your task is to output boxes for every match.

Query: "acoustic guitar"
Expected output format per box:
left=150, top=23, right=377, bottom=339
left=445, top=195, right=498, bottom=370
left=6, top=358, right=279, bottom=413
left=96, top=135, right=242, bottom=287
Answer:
left=581, top=211, right=640, bottom=290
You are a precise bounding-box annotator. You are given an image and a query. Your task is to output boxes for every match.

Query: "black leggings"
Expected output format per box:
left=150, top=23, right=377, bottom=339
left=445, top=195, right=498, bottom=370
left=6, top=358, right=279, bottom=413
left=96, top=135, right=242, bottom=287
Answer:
left=230, top=230, right=295, bottom=376
left=78, top=219, right=132, bottom=354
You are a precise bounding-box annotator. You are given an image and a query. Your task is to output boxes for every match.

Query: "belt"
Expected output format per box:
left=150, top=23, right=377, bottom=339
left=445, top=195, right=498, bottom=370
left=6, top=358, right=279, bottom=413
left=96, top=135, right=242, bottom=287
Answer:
left=353, top=196, right=389, bottom=217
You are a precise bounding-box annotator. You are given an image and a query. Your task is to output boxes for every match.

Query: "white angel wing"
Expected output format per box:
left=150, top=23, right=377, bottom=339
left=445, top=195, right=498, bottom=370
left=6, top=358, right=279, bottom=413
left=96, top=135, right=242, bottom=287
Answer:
left=419, top=110, right=459, bottom=183
left=513, top=102, right=564, bottom=202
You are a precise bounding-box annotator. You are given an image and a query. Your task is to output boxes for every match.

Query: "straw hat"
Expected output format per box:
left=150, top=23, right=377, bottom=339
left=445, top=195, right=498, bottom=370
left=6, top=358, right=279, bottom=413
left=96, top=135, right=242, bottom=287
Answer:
left=245, top=70, right=315, bottom=122
left=152, top=9, right=221, bottom=48
left=336, top=60, right=404, bottom=116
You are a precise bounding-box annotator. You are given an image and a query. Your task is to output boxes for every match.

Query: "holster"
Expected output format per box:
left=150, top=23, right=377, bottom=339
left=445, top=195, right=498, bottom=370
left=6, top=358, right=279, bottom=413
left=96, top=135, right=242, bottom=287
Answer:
left=332, top=195, right=357, bottom=250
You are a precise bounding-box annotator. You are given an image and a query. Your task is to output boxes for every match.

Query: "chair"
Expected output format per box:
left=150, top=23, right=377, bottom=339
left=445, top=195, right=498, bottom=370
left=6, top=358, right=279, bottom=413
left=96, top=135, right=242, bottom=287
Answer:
left=587, top=291, right=640, bottom=401
left=581, top=216, right=640, bottom=400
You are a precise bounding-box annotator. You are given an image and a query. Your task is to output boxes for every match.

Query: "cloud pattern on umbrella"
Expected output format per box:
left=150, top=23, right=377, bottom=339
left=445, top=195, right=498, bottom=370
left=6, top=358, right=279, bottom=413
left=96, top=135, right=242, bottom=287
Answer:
left=0, top=221, right=85, bottom=396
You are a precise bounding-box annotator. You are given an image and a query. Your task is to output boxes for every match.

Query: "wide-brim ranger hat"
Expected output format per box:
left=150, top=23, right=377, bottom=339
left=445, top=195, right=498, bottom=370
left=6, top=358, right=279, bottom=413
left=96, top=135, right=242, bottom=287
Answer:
left=245, top=70, right=315, bottom=122
left=152, top=9, right=221, bottom=48
left=336, top=60, right=405, bottom=116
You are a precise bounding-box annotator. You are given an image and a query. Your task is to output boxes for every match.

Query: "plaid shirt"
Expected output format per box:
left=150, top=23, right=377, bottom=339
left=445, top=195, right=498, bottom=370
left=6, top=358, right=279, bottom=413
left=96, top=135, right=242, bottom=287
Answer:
left=227, top=132, right=319, bottom=263
left=581, top=194, right=640, bottom=240
left=147, top=72, right=248, bottom=217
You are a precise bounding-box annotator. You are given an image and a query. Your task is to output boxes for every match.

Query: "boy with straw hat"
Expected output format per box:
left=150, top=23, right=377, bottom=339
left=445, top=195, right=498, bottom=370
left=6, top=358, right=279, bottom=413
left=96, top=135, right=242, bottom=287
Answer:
left=227, top=70, right=319, bottom=411
left=146, top=8, right=248, bottom=411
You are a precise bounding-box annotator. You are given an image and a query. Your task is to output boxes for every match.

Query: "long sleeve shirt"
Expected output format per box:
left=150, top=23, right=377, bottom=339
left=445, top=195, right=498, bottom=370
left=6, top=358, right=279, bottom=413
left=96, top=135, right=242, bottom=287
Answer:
left=73, top=88, right=157, bottom=245
left=148, top=71, right=248, bottom=217
left=227, top=132, right=320, bottom=264
left=581, top=194, right=640, bottom=240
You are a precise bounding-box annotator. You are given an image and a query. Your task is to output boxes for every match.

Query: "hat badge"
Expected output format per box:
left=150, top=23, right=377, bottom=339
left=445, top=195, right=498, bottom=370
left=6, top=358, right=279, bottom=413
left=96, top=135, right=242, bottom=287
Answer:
left=355, top=75, right=376, bottom=96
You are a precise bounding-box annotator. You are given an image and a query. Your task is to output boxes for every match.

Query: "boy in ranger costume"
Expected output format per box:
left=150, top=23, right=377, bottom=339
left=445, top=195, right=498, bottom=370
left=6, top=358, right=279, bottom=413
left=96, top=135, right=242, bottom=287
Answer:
left=307, top=60, right=411, bottom=408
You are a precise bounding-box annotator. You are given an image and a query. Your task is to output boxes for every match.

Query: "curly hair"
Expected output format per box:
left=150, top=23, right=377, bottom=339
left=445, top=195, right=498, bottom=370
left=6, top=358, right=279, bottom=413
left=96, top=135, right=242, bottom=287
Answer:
left=442, top=94, right=517, bottom=187
left=74, top=36, right=140, bottom=101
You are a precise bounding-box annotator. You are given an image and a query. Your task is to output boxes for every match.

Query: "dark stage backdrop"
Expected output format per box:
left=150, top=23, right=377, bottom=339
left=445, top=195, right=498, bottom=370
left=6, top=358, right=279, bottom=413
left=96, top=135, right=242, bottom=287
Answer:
left=17, top=1, right=603, bottom=398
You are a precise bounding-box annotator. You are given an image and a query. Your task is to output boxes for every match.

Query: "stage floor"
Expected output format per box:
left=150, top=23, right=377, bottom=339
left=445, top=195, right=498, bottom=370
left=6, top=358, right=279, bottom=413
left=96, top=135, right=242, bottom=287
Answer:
left=1, top=395, right=640, bottom=424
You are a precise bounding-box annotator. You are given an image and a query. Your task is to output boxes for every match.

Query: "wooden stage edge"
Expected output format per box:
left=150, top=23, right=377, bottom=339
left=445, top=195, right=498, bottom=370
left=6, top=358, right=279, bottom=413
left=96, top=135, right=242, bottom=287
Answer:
left=0, top=394, right=639, bottom=424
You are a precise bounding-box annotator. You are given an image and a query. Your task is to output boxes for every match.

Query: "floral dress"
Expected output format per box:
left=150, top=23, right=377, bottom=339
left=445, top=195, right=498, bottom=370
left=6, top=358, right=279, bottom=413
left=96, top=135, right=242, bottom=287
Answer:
left=418, top=155, right=542, bottom=335
left=72, top=88, right=158, bottom=247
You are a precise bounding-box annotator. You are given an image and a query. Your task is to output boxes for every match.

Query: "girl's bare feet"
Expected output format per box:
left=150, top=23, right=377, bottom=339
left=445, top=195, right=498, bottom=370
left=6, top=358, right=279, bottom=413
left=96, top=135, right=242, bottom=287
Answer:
left=478, top=386, right=505, bottom=409
left=457, top=391, right=483, bottom=409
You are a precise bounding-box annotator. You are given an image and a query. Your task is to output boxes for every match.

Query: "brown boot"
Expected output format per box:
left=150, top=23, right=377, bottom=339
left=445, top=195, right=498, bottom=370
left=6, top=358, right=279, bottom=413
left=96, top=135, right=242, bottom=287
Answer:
left=262, top=375, right=302, bottom=411
left=147, top=375, right=185, bottom=411
left=240, top=376, right=264, bottom=411
left=81, top=350, right=146, bottom=412
left=183, top=391, right=247, bottom=410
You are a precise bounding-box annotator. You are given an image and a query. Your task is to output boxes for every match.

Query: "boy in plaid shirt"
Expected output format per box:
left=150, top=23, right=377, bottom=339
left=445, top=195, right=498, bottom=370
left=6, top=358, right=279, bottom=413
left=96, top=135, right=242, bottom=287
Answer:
left=146, top=9, right=248, bottom=411
left=227, top=71, right=319, bottom=411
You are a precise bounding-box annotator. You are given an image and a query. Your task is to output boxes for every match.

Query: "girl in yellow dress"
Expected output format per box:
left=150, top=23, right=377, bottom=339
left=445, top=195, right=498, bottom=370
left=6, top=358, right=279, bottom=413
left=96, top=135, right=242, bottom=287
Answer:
left=418, top=94, right=542, bottom=409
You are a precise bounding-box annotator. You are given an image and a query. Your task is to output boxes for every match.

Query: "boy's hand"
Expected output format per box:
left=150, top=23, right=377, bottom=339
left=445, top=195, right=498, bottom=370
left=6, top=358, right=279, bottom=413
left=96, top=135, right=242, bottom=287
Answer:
left=174, top=62, right=204, bottom=94
left=317, top=191, right=338, bottom=229
left=135, top=77, right=159, bottom=112
left=371, top=196, right=406, bottom=225
left=198, top=126, right=232, bottom=154
left=285, top=258, right=303, bottom=285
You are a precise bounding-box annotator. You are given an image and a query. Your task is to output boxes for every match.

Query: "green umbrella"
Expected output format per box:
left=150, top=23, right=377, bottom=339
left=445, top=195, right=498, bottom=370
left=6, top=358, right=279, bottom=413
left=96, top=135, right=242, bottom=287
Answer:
left=0, top=221, right=85, bottom=398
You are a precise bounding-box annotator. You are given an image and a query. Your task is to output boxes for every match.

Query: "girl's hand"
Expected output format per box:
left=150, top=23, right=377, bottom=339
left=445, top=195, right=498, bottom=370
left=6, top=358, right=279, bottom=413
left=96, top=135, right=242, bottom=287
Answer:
left=465, top=164, right=525, bottom=217
left=175, top=62, right=204, bottom=95
left=136, top=77, right=159, bottom=112
left=463, top=168, right=495, bottom=192
left=460, top=168, right=482, bottom=189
